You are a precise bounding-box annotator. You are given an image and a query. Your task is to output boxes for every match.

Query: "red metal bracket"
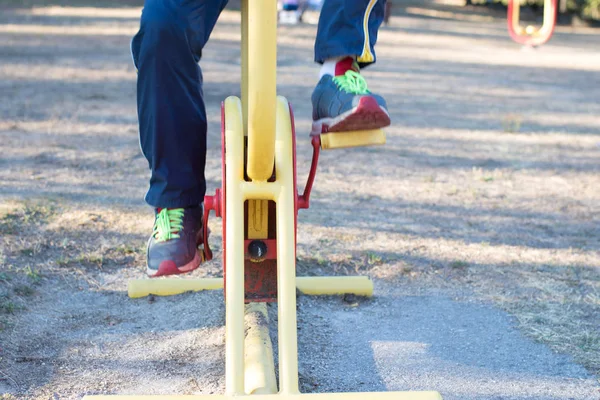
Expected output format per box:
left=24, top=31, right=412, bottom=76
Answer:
left=202, top=188, right=222, bottom=262
left=297, top=136, right=321, bottom=210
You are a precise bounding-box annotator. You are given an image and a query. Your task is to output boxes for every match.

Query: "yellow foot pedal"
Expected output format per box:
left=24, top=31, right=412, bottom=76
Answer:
left=320, top=129, right=386, bottom=150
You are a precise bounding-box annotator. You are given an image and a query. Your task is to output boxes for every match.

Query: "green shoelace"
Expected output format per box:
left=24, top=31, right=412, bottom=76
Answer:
left=333, top=70, right=369, bottom=95
left=153, top=208, right=184, bottom=242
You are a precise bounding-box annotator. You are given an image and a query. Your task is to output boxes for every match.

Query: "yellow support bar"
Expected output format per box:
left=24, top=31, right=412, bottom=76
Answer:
left=223, top=96, right=246, bottom=395
left=241, top=0, right=248, bottom=134
left=128, top=278, right=223, bottom=298
left=241, top=181, right=280, bottom=201
left=244, top=303, right=277, bottom=395
left=128, top=276, right=374, bottom=299
left=274, top=96, right=300, bottom=395
left=296, top=276, right=373, bottom=296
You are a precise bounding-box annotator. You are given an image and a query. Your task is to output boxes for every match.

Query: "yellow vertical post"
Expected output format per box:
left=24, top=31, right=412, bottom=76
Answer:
left=241, top=0, right=248, bottom=134
left=274, top=97, right=300, bottom=395
left=223, top=97, right=246, bottom=396
left=246, top=0, right=277, bottom=182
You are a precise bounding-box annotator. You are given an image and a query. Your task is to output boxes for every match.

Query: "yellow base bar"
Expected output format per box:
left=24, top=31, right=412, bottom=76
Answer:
left=128, top=278, right=223, bottom=298
left=245, top=303, right=277, bottom=394
left=296, top=276, right=373, bottom=297
left=85, top=392, right=442, bottom=400
left=127, top=276, right=373, bottom=299
left=320, top=129, right=386, bottom=150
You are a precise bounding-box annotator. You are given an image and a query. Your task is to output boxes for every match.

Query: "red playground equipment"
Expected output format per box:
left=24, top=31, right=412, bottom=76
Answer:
left=507, top=0, right=558, bottom=46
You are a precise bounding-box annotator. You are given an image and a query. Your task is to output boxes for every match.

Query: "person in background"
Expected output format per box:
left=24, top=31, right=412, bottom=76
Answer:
left=279, top=0, right=322, bottom=24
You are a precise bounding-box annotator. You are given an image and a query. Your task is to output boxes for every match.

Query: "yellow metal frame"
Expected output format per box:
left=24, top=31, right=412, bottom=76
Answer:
left=86, top=1, right=440, bottom=399
left=223, top=94, right=300, bottom=394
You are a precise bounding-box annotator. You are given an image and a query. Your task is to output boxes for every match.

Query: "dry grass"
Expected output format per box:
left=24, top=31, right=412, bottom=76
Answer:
left=0, top=202, right=56, bottom=331
left=495, top=270, right=600, bottom=375
left=0, top=202, right=56, bottom=236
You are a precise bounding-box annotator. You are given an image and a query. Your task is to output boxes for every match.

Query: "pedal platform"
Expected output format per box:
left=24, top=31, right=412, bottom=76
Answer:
left=319, top=128, right=386, bottom=150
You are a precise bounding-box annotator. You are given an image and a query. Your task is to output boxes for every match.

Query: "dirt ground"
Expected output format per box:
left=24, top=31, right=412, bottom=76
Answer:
left=0, top=2, right=599, bottom=399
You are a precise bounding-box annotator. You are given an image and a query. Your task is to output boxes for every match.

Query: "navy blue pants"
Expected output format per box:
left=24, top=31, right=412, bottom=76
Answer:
left=132, top=0, right=385, bottom=208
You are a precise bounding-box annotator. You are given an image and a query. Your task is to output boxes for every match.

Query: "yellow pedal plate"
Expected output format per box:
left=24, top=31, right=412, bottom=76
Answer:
left=320, top=129, right=386, bottom=150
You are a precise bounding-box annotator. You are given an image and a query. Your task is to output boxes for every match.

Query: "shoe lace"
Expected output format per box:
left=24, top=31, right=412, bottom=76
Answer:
left=333, top=70, right=369, bottom=95
left=153, top=208, right=184, bottom=242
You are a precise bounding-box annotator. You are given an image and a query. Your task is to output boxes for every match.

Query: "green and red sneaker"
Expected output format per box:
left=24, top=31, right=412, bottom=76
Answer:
left=311, top=57, right=390, bottom=135
left=146, top=207, right=204, bottom=277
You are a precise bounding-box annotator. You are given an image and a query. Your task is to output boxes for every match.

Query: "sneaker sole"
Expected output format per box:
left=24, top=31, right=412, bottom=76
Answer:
left=147, top=250, right=202, bottom=278
left=311, top=96, right=391, bottom=135
left=146, top=230, right=205, bottom=278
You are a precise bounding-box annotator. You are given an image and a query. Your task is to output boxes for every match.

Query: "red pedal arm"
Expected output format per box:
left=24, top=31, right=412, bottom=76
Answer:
left=298, top=136, right=320, bottom=210
left=202, top=188, right=221, bottom=262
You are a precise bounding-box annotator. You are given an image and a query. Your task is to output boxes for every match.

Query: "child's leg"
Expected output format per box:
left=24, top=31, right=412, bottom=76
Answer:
left=311, top=0, right=390, bottom=134
left=314, top=0, right=385, bottom=66
left=131, top=0, right=228, bottom=277
left=131, top=0, right=228, bottom=209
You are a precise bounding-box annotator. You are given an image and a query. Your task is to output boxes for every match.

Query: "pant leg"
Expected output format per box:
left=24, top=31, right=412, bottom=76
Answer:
left=314, top=0, right=385, bottom=67
left=131, top=0, right=228, bottom=209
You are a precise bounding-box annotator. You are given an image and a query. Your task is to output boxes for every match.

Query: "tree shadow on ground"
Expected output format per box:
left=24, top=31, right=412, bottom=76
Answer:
left=295, top=289, right=598, bottom=399
left=296, top=252, right=599, bottom=397
left=302, top=192, right=599, bottom=251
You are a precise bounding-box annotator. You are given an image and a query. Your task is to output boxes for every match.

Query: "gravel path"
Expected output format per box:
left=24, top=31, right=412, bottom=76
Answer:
left=297, top=284, right=600, bottom=399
